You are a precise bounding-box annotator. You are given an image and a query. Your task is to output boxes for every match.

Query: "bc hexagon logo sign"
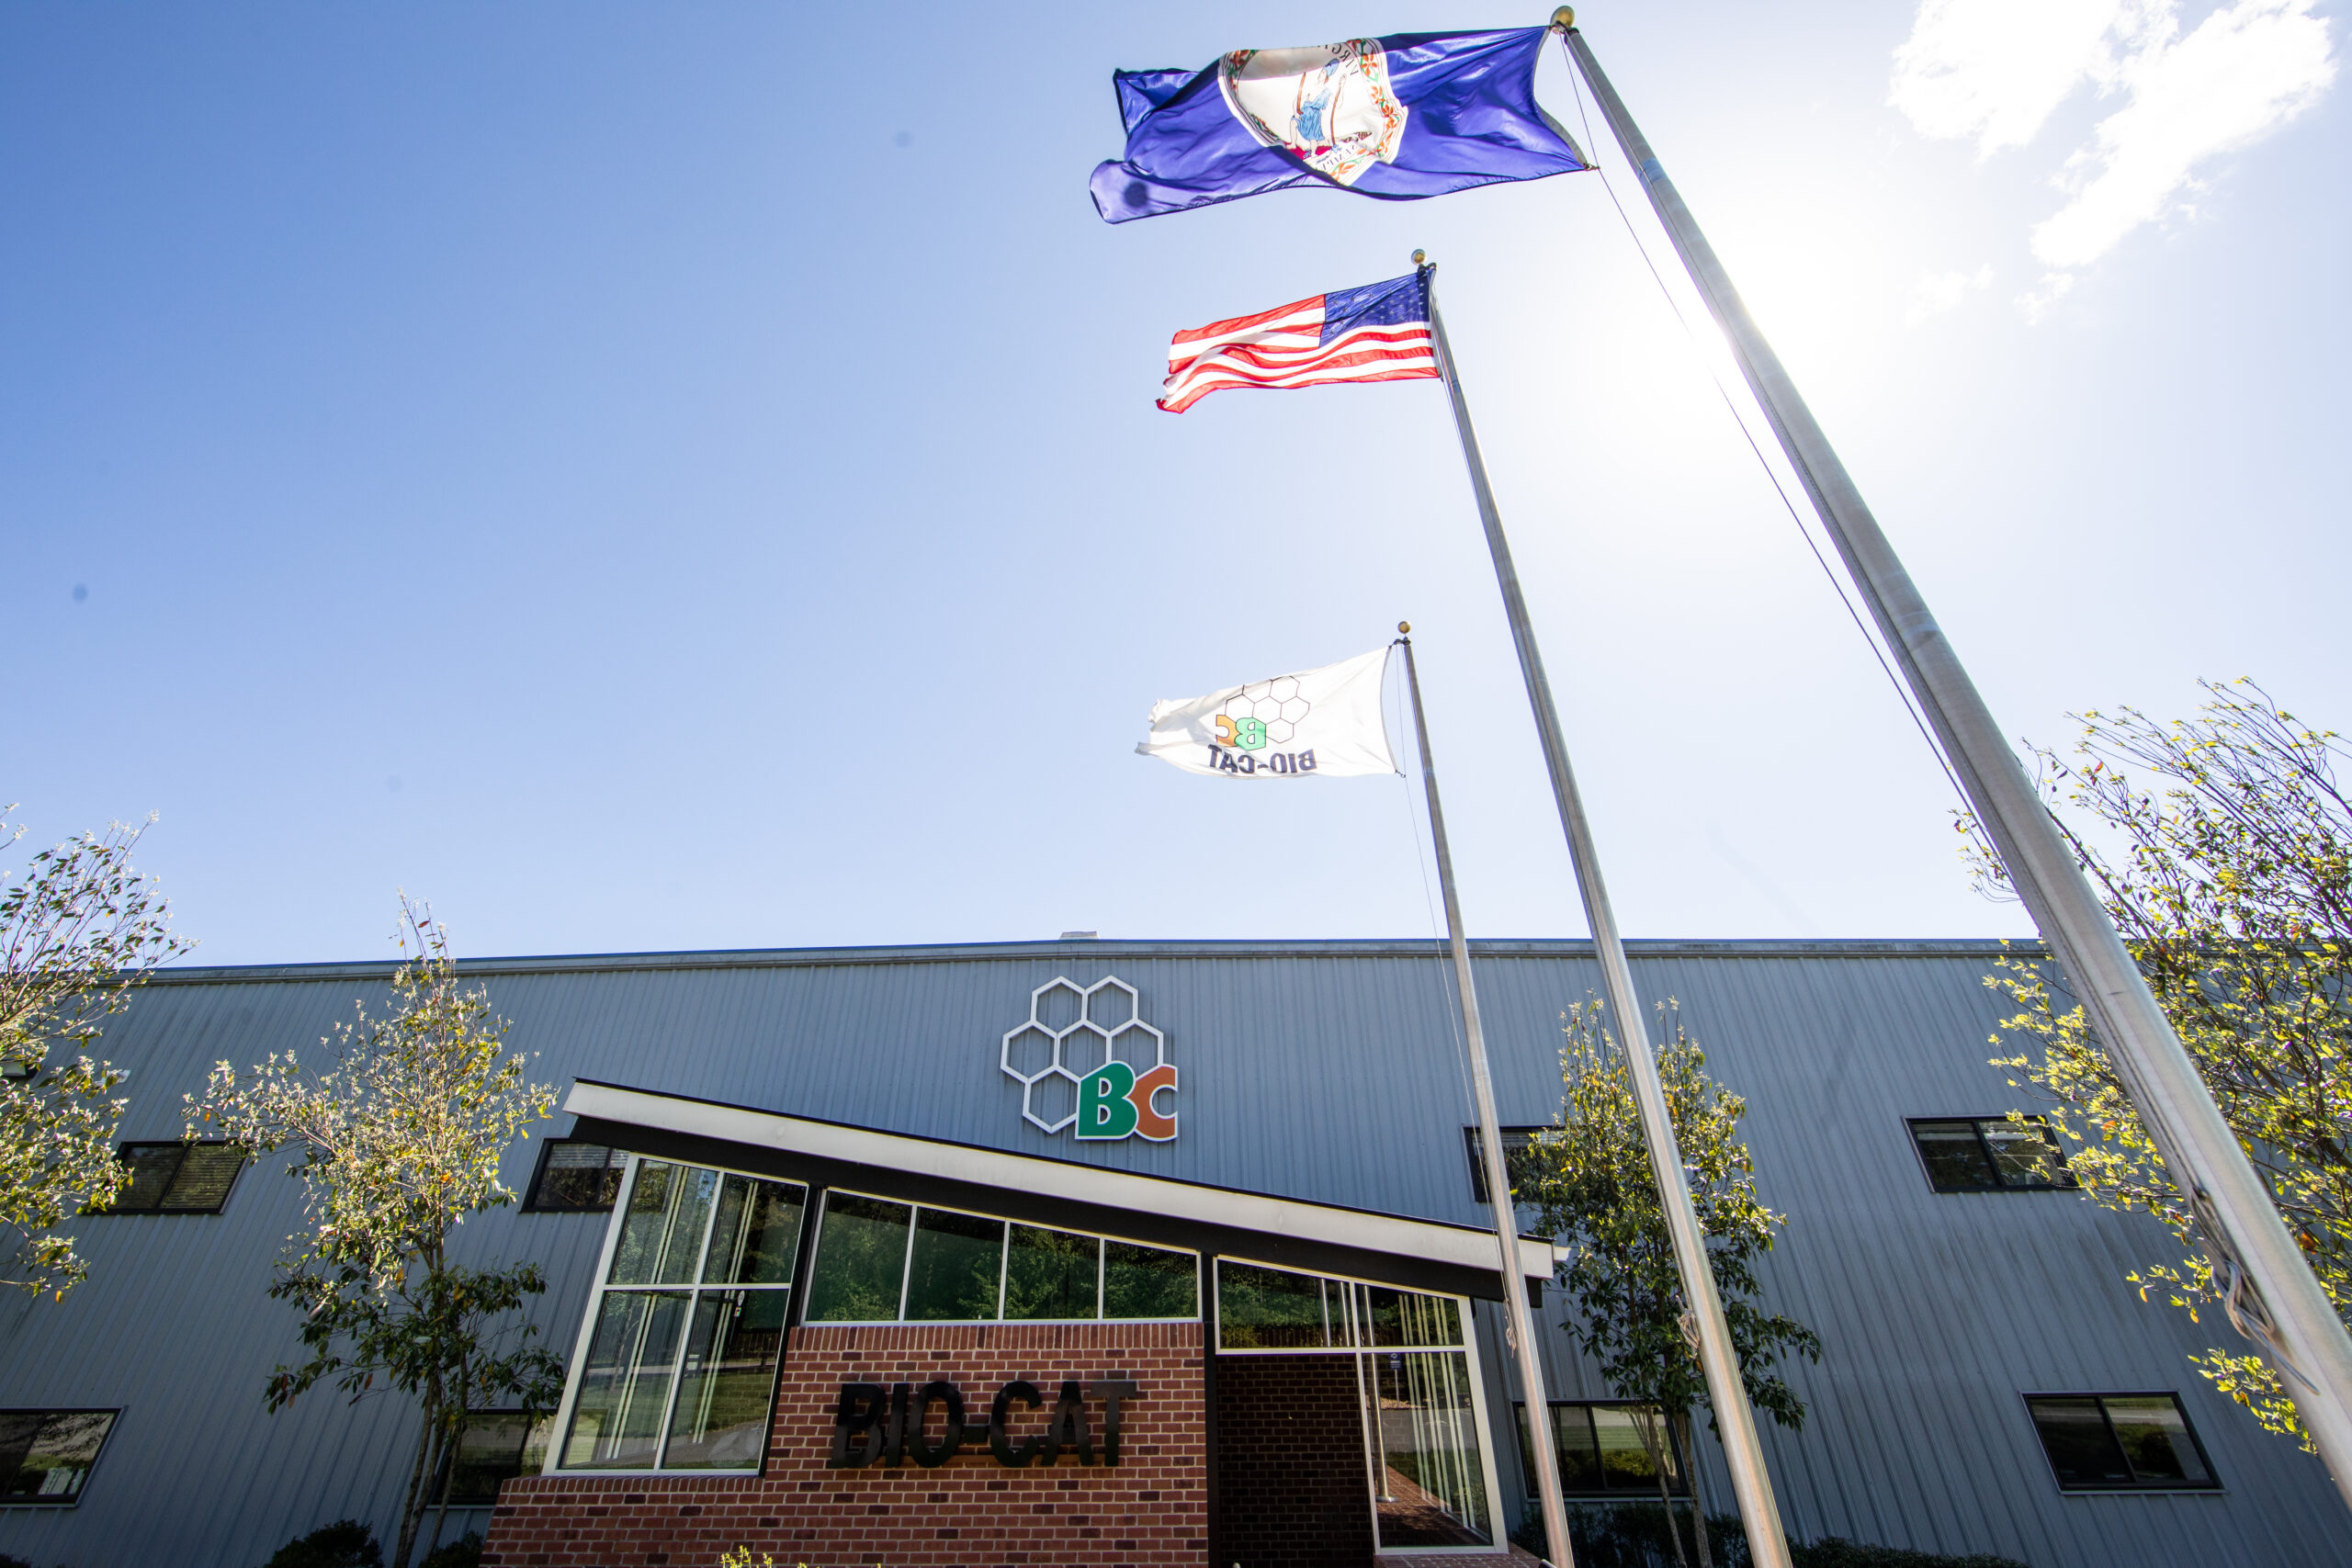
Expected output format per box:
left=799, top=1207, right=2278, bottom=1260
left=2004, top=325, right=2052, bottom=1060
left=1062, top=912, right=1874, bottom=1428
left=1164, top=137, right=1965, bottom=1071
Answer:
left=1001, top=976, right=1177, bottom=1142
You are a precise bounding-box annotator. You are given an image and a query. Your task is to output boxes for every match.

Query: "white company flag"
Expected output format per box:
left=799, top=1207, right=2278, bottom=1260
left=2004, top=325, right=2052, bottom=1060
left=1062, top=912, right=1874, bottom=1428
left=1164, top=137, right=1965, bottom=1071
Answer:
left=1136, top=646, right=1396, bottom=779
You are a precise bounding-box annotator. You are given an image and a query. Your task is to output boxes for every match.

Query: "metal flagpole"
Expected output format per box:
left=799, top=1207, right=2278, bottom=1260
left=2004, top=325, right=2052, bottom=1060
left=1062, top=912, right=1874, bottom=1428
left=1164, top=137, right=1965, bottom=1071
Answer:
left=1556, top=13, right=2352, bottom=1505
left=1417, top=258, right=1795, bottom=1567
left=1395, top=626, right=1577, bottom=1568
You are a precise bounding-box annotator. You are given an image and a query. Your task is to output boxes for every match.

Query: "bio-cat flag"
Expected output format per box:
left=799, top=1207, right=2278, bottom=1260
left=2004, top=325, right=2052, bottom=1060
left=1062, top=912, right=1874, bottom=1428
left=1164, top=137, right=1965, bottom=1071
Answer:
left=1136, top=646, right=1396, bottom=778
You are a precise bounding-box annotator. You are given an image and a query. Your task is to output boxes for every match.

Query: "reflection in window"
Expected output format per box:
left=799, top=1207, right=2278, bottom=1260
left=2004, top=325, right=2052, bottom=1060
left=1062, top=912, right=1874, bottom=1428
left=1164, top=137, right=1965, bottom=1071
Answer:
left=2025, top=1393, right=2217, bottom=1491
left=804, top=1194, right=912, bottom=1322
left=1006, top=1225, right=1097, bottom=1320
left=1216, top=1264, right=1464, bottom=1355
left=1514, top=1403, right=1687, bottom=1497
left=0, top=1410, right=117, bottom=1505
left=97, top=1143, right=244, bottom=1214
left=1213, top=1261, right=1496, bottom=1552
left=1106, top=1239, right=1198, bottom=1320
left=905, top=1208, right=1005, bottom=1322
left=437, top=1412, right=554, bottom=1505
left=1908, top=1118, right=2075, bottom=1192
left=525, top=1142, right=629, bottom=1213
left=804, top=1192, right=1196, bottom=1325
left=1369, top=1350, right=1490, bottom=1548
left=1216, top=1261, right=1335, bottom=1349
left=558, top=1161, right=805, bottom=1473
left=1463, top=1126, right=1548, bottom=1204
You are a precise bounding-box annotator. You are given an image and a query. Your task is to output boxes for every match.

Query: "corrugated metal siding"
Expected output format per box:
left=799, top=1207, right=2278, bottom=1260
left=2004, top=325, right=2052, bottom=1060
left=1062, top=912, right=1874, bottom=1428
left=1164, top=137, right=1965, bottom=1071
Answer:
left=0, top=940, right=2336, bottom=1567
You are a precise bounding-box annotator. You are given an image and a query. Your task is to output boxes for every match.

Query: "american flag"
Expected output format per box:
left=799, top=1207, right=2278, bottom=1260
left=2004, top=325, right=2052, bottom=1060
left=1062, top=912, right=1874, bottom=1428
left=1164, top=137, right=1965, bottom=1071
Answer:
left=1158, top=271, right=1439, bottom=413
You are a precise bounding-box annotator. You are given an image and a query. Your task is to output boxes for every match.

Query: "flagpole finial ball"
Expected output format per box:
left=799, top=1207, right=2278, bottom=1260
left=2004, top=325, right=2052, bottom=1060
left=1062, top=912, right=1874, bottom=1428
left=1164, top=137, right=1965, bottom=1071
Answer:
left=1411, top=249, right=1427, bottom=266
left=1551, top=6, right=1576, bottom=29
left=1397, top=621, right=1411, bottom=635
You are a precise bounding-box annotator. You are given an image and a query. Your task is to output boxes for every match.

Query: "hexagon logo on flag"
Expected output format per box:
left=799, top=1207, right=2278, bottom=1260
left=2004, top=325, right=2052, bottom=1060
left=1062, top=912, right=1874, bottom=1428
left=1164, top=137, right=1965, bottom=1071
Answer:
left=1135, top=645, right=1398, bottom=779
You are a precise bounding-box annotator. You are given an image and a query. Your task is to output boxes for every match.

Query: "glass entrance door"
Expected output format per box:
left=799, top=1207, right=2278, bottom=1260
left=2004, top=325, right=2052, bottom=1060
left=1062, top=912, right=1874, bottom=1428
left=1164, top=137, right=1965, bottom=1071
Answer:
left=1215, top=1259, right=1505, bottom=1555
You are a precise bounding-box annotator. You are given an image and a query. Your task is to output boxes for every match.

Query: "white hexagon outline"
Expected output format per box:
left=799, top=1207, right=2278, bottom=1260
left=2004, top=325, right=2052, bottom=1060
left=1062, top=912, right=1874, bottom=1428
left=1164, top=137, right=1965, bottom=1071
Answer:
left=1001, top=975, right=1169, bottom=1134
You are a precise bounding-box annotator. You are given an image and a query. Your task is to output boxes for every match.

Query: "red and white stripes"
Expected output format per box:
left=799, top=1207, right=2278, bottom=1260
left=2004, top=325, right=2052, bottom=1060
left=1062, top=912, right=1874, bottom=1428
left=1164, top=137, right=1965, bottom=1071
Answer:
left=1157, top=293, right=1438, bottom=413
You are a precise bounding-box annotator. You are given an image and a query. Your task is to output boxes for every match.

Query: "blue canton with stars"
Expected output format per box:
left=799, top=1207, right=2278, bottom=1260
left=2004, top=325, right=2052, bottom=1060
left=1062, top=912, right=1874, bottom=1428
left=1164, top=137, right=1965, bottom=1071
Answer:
left=1319, top=272, right=1430, bottom=345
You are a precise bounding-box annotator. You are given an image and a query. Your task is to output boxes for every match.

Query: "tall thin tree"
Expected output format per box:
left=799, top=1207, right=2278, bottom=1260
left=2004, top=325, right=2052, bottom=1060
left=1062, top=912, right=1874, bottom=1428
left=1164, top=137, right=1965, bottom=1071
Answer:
left=189, top=897, right=560, bottom=1568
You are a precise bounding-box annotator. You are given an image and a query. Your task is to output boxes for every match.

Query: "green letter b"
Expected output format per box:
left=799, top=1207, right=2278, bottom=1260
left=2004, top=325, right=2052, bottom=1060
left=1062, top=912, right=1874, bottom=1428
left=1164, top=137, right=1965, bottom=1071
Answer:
left=1076, top=1062, right=1138, bottom=1140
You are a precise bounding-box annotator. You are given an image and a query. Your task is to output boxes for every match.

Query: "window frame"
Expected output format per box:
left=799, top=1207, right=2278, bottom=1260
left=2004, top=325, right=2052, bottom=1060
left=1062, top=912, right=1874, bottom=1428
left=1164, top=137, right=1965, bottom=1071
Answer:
left=1213, top=1256, right=1507, bottom=1558
left=544, top=1153, right=808, bottom=1479
left=520, top=1138, right=630, bottom=1213
left=1463, top=1127, right=1547, bottom=1205
left=434, top=1408, right=554, bottom=1506
left=0, top=1407, right=121, bottom=1507
left=1905, top=1115, right=2077, bottom=1193
left=2022, top=1391, right=2222, bottom=1494
left=99, top=1140, right=245, bottom=1215
left=799, top=1185, right=1201, bottom=1327
left=1510, top=1399, right=1690, bottom=1498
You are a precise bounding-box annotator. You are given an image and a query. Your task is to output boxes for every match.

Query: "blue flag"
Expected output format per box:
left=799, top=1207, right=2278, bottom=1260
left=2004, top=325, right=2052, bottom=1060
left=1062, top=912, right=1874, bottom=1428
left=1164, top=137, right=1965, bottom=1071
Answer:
left=1091, top=28, right=1586, bottom=224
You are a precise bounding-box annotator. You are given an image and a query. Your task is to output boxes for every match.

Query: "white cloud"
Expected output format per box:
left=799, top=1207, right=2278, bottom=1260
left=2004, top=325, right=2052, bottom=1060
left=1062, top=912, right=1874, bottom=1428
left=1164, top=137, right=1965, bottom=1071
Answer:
left=2032, top=0, right=2336, bottom=268
left=1907, top=265, right=1996, bottom=322
left=1890, top=0, right=2335, bottom=294
left=1889, top=0, right=2141, bottom=156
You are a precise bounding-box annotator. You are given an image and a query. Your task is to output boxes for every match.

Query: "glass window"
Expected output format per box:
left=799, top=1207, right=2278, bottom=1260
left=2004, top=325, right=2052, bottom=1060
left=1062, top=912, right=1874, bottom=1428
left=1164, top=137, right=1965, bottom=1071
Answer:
left=0, top=1410, right=118, bottom=1505
left=665, top=1290, right=795, bottom=1468
left=1216, top=1261, right=1337, bottom=1349
left=1909, top=1118, right=2075, bottom=1192
left=526, top=1142, right=629, bottom=1213
left=1005, top=1226, right=1099, bottom=1321
left=1363, top=1285, right=1464, bottom=1348
left=1216, top=1261, right=1499, bottom=1552
left=804, top=1194, right=913, bottom=1322
left=556, top=1159, right=805, bottom=1474
left=802, top=1192, right=1197, bottom=1325
left=1463, top=1126, right=1548, bottom=1204
left=1368, top=1349, right=1491, bottom=1548
left=1105, top=1240, right=1197, bottom=1321
left=438, top=1412, right=553, bottom=1505
left=2026, top=1393, right=2217, bottom=1491
left=1514, top=1403, right=1688, bottom=1498
left=904, top=1208, right=1005, bottom=1322
left=96, top=1143, right=244, bottom=1214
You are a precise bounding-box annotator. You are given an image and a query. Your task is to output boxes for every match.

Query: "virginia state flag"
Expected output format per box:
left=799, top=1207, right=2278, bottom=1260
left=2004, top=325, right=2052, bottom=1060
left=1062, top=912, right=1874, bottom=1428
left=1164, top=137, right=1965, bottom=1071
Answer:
left=1091, top=28, right=1586, bottom=223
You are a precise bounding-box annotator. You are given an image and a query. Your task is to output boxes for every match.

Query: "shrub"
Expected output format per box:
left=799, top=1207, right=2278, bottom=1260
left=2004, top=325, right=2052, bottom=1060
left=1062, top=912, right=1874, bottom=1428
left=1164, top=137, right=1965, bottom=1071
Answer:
left=263, top=1519, right=383, bottom=1568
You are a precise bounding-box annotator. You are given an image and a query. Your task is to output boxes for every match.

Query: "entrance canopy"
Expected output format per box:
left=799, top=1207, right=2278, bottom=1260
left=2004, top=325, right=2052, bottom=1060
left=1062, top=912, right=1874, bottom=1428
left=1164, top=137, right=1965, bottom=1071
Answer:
left=565, top=1080, right=1555, bottom=1302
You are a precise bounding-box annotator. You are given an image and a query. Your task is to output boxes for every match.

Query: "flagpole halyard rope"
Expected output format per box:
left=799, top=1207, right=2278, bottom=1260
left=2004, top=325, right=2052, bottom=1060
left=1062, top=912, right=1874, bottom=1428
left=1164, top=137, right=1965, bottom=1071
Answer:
left=1555, top=27, right=1972, bottom=818
left=1388, top=632, right=1482, bottom=1129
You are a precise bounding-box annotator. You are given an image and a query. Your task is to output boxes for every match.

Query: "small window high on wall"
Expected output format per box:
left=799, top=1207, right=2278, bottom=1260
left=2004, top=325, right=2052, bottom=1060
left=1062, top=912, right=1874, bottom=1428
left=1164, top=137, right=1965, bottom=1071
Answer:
left=1512, top=1402, right=1689, bottom=1497
left=551, top=1157, right=807, bottom=1475
left=2024, top=1393, right=2219, bottom=1492
left=1214, top=1258, right=1501, bottom=1553
left=0, top=1411, right=117, bottom=1506
left=96, top=1143, right=244, bottom=1214
left=524, top=1141, right=629, bottom=1212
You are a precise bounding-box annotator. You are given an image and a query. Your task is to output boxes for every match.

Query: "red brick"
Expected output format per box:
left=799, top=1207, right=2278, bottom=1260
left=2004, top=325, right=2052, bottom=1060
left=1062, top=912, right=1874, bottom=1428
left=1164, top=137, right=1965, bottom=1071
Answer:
left=486, top=1323, right=1208, bottom=1568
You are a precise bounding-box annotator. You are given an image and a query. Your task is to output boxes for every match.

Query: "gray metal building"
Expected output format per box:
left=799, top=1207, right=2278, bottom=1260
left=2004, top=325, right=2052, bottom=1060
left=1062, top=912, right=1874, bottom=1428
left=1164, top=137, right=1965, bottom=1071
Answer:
left=0, top=938, right=2338, bottom=1568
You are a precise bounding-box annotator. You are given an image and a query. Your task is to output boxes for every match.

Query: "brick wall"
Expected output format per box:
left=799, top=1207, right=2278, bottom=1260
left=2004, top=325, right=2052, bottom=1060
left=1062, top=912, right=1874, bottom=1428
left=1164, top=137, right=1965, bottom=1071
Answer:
left=1212, top=1354, right=1374, bottom=1568
left=484, top=1322, right=1207, bottom=1568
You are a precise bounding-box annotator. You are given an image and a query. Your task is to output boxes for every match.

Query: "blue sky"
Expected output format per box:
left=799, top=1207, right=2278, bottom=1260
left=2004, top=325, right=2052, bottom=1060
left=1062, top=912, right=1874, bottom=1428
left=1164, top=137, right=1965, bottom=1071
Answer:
left=6, top=2, right=2344, bottom=965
